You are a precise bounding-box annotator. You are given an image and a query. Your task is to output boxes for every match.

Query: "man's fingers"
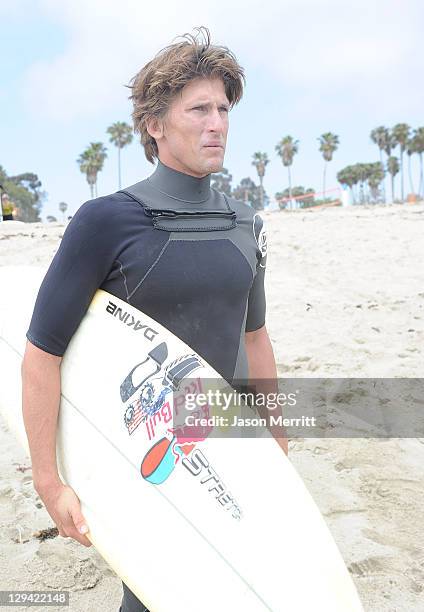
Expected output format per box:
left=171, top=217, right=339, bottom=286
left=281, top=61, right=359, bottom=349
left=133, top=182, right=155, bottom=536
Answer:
left=67, top=528, right=92, bottom=547
left=38, top=483, right=92, bottom=546
left=68, top=503, right=89, bottom=536
left=60, top=521, right=92, bottom=547
left=67, top=501, right=92, bottom=546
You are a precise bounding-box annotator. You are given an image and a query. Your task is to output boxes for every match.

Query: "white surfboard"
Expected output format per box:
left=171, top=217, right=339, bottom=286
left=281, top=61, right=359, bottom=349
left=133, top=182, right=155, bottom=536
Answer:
left=0, top=266, right=363, bottom=611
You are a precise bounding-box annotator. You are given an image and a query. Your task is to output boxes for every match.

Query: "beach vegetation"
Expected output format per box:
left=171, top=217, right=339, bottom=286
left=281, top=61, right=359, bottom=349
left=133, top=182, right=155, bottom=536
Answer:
left=391, top=123, right=411, bottom=204
left=252, top=152, right=270, bottom=210
left=76, top=142, right=108, bottom=199
left=211, top=167, right=233, bottom=196
left=232, top=177, right=266, bottom=210
left=317, top=132, right=339, bottom=198
left=275, top=136, right=299, bottom=208
left=0, top=166, right=43, bottom=222
left=106, top=121, right=133, bottom=189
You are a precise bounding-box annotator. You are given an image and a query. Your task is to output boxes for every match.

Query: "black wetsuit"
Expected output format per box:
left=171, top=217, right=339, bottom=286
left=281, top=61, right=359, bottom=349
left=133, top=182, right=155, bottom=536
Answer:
left=26, top=160, right=267, bottom=612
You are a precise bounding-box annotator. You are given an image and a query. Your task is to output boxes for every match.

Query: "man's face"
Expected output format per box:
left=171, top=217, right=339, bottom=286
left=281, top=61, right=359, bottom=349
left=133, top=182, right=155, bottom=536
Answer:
left=149, top=77, right=230, bottom=178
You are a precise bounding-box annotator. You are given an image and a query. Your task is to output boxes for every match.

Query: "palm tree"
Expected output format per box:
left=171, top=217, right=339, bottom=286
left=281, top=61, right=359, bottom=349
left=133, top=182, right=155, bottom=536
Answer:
left=337, top=166, right=357, bottom=204
left=275, top=136, right=299, bottom=209
left=77, top=142, right=108, bottom=198
left=251, top=152, right=269, bottom=209
left=356, top=163, right=371, bottom=204
left=58, top=201, right=68, bottom=222
left=370, top=126, right=390, bottom=202
left=276, top=186, right=314, bottom=209
left=338, top=163, right=384, bottom=205
left=275, top=191, right=287, bottom=210
left=412, top=127, right=424, bottom=199
left=211, top=167, right=233, bottom=195
left=89, top=142, right=108, bottom=197
left=106, top=121, right=133, bottom=189
left=317, top=132, right=339, bottom=198
left=392, top=123, right=410, bottom=203
left=368, top=162, right=385, bottom=203
left=387, top=156, right=400, bottom=204
left=233, top=177, right=262, bottom=209
left=406, top=137, right=418, bottom=197
left=77, top=150, right=97, bottom=198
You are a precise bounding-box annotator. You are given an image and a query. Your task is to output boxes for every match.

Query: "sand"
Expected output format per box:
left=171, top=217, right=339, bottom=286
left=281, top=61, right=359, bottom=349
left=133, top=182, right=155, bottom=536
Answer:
left=1, top=204, right=423, bottom=611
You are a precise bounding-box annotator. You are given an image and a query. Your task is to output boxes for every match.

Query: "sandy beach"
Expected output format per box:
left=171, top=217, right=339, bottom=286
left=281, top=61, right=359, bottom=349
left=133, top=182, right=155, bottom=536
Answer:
left=1, top=203, right=423, bottom=611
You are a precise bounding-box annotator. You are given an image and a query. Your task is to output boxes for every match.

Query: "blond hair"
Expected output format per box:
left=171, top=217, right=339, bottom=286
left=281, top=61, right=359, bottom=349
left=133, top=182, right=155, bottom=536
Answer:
left=128, top=26, right=245, bottom=163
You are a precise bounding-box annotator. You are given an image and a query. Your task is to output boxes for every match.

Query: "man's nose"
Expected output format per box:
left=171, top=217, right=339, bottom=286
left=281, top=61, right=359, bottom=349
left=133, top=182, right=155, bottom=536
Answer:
left=206, top=107, right=226, bottom=131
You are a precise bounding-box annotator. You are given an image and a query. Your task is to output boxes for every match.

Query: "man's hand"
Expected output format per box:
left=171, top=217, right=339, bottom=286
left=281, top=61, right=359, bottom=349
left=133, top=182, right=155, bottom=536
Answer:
left=35, top=481, right=92, bottom=547
left=22, top=341, right=91, bottom=547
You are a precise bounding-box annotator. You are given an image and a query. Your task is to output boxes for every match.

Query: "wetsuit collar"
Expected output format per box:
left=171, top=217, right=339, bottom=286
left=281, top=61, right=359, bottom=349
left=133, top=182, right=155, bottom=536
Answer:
left=147, top=159, right=211, bottom=204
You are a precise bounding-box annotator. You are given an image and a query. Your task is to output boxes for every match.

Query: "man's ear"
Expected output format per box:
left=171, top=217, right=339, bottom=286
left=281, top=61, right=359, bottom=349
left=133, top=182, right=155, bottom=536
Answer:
left=146, top=116, right=164, bottom=140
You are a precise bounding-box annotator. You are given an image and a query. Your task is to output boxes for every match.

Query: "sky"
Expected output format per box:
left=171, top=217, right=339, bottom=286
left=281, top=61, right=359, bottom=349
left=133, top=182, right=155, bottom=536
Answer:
left=1, top=0, right=423, bottom=220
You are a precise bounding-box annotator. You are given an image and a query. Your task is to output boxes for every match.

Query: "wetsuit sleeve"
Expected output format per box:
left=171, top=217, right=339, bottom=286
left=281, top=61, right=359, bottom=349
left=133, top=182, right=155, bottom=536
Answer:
left=26, top=199, right=122, bottom=356
left=245, top=215, right=267, bottom=332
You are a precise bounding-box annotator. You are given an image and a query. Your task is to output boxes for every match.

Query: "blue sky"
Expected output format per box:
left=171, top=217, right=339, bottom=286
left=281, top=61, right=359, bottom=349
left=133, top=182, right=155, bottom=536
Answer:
left=1, top=0, right=423, bottom=220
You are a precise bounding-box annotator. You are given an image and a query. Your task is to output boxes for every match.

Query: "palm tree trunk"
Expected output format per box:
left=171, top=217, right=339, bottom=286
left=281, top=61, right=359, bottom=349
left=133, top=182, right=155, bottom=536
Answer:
left=323, top=163, right=327, bottom=199
left=95, top=181, right=98, bottom=198
left=118, top=147, right=122, bottom=190
left=379, top=149, right=386, bottom=203
left=89, top=181, right=94, bottom=199
left=400, top=149, right=404, bottom=203
left=359, top=181, right=364, bottom=205
left=288, top=166, right=292, bottom=209
left=259, top=176, right=264, bottom=210
left=408, top=155, right=414, bottom=196
left=420, top=153, right=424, bottom=199
left=391, top=174, right=394, bottom=204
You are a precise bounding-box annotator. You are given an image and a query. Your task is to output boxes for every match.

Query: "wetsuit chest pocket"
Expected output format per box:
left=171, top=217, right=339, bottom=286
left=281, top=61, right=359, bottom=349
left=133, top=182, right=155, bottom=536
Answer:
left=143, top=207, right=237, bottom=232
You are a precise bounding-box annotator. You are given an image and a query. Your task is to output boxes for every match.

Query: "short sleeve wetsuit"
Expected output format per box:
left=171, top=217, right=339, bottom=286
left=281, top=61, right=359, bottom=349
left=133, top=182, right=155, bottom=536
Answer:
left=27, top=160, right=267, bottom=385
left=26, top=160, right=268, bottom=612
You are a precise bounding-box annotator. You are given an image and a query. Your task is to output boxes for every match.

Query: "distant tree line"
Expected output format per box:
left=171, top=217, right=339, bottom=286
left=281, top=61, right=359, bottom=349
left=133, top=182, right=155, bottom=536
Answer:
left=336, top=125, right=424, bottom=205
left=272, top=124, right=423, bottom=208
left=4, top=120, right=423, bottom=222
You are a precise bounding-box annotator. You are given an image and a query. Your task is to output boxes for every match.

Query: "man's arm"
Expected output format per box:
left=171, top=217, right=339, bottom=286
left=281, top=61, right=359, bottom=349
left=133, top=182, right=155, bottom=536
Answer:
left=21, top=340, right=92, bottom=546
left=245, top=325, right=288, bottom=455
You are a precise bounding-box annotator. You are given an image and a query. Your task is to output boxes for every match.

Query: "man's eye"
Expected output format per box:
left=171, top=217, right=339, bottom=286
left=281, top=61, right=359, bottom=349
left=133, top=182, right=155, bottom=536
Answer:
left=192, top=106, right=228, bottom=113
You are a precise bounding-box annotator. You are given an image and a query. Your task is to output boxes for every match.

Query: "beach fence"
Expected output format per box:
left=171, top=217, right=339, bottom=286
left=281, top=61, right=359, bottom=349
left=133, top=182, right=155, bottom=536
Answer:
left=276, top=187, right=345, bottom=211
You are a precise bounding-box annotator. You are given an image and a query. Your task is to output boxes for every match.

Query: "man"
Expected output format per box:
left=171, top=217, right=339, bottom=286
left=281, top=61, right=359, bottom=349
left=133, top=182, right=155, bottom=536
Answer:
left=1, top=193, right=14, bottom=221
left=22, top=27, right=287, bottom=612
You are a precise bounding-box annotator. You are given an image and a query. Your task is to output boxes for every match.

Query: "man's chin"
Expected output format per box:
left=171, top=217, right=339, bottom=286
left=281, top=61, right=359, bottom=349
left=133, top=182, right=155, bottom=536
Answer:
left=202, top=156, right=224, bottom=175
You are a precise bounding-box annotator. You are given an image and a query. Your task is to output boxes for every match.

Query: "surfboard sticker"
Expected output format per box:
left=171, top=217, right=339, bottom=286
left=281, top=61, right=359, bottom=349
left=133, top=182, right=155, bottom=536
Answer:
left=120, top=348, right=213, bottom=487
left=140, top=435, right=183, bottom=484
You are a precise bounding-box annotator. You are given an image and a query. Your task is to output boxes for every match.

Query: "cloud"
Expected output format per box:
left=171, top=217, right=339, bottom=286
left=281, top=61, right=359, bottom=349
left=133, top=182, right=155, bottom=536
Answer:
left=0, top=0, right=33, bottom=17
left=22, top=0, right=225, bottom=121
left=21, top=0, right=423, bottom=121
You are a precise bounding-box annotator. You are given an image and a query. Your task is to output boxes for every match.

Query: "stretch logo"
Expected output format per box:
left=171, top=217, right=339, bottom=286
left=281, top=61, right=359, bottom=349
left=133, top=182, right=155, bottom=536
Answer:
left=106, top=301, right=158, bottom=341
left=182, top=448, right=242, bottom=520
left=252, top=213, right=267, bottom=269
